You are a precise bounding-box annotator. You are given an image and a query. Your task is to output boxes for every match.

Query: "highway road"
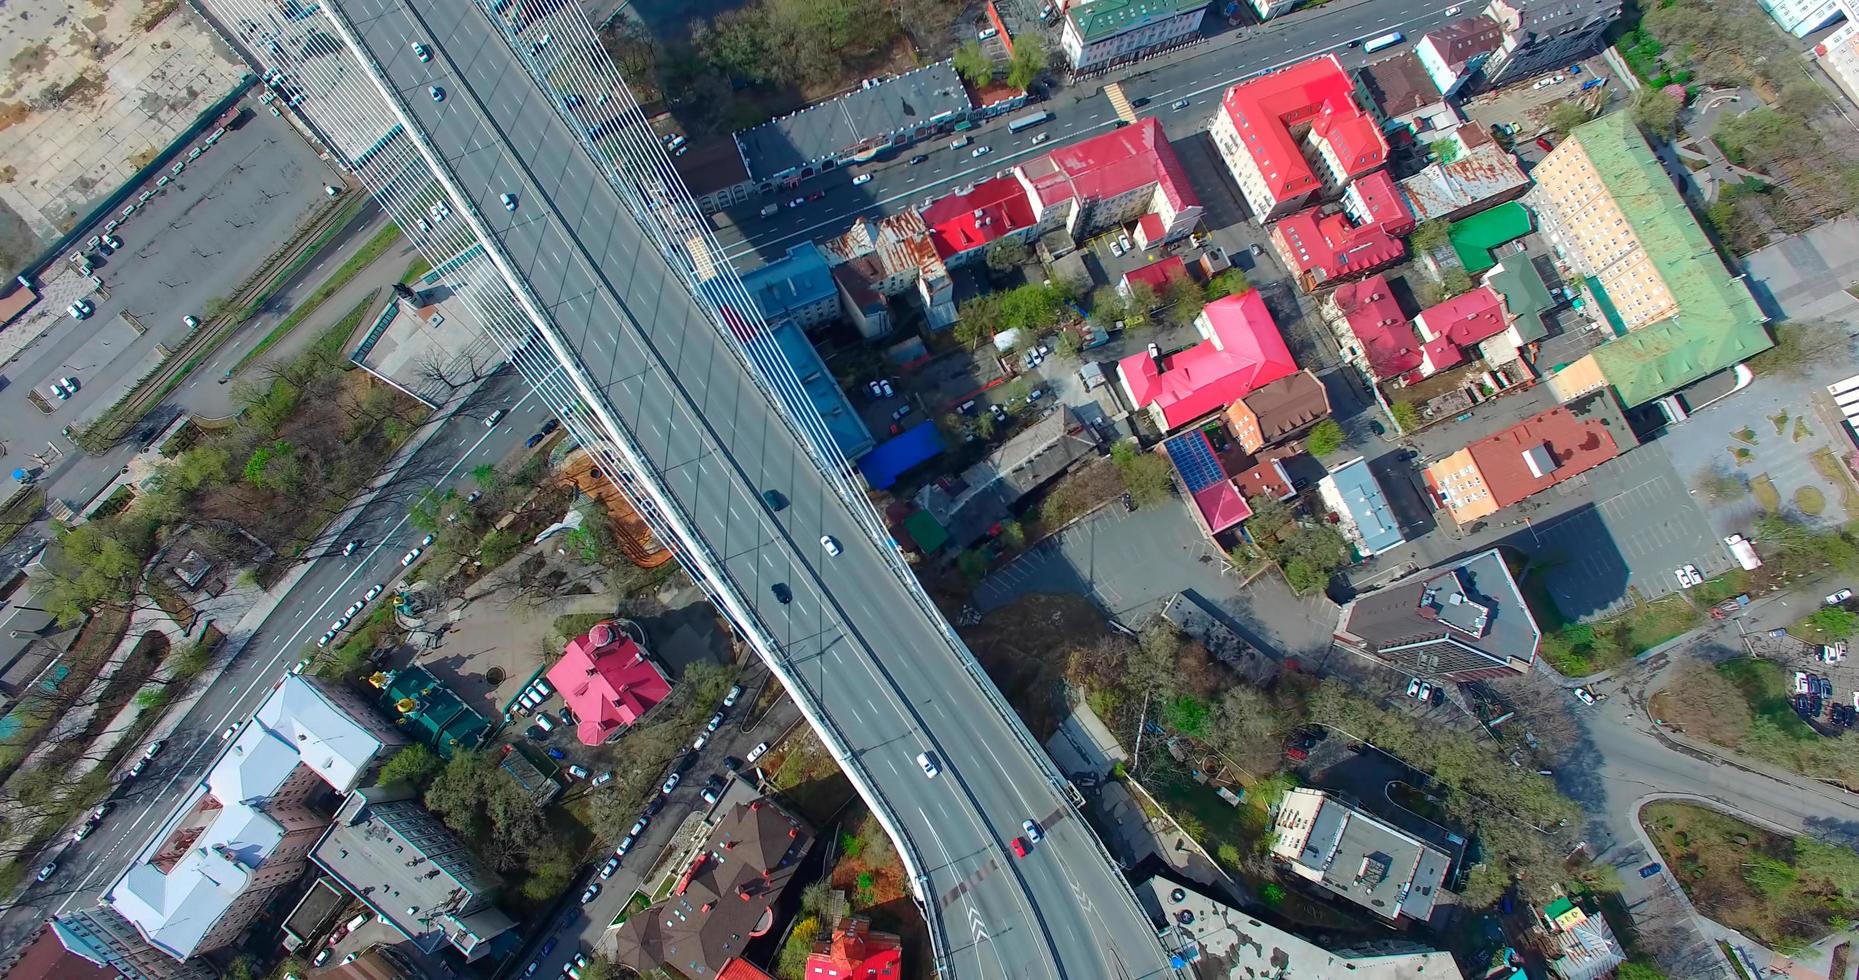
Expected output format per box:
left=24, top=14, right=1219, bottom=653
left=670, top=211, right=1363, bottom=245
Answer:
left=715, top=0, right=1456, bottom=271
left=0, top=366, right=546, bottom=951
left=327, top=0, right=1174, bottom=976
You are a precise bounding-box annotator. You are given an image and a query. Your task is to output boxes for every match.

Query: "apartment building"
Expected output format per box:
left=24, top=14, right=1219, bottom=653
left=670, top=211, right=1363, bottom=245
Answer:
left=51, top=907, right=216, bottom=980
left=1017, top=116, right=1203, bottom=246
left=1528, top=112, right=1769, bottom=406
left=1761, top=0, right=1846, bottom=37
left=1415, top=17, right=1504, bottom=96
left=922, top=176, right=1041, bottom=268
left=1061, top=0, right=1209, bottom=71
left=739, top=242, right=841, bottom=331
left=1816, top=11, right=1859, bottom=104
left=1270, top=788, right=1452, bottom=923
left=1480, top=0, right=1621, bottom=89
left=1422, top=391, right=1633, bottom=524
left=1211, top=54, right=1387, bottom=222
left=1333, top=549, right=1540, bottom=680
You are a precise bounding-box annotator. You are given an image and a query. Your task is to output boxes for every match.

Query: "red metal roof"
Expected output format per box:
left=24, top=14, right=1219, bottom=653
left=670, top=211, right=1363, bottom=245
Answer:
left=1117, top=289, right=1297, bottom=430
left=1348, top=169, right=1416, bottom=237
left=1192, top=481, right=1252, bottom=535
left=1218, top=54, right=1386, bottom=206
left=1470, top=404, right=1622, bottom=508
left=1417, top=285, right=1509, bottom=348
left=1026, top=117, right=1198, bottom=213
left=1332, top=274, right=1423, bottom=380
left=717, top=959, right=777, bottom=980
left=803, top=918, right=904, bottom=979
left=1272, top=206, right=1405, bottom=286
left=922, top=177, right=1038, bottom=260
left=1121, top=255, right=1188, bottom=293
left=545, top=623, right=672, bottom=745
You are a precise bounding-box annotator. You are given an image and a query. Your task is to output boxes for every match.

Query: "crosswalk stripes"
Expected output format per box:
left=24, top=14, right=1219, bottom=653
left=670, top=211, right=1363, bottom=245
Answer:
left=1104, top=82, right=1138, bottom=125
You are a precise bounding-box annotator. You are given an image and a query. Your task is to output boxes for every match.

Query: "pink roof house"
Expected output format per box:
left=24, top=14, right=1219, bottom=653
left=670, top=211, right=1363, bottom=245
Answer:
left=1117, top=289, right=1298, bottom=432
left=546, top=622, right=672, bottom=745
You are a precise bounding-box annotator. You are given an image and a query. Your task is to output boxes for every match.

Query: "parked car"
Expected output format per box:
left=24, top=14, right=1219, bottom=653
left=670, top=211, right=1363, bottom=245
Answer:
left=706, top=711, right=724, bottom=732
left=580, top=883, right=601, bottom=904
left=401, top=547, right=422, bottom=566
left=601, top=855, right=621, bottom=878
left=1574, top=687, right=1597, bottom=706
left=723, top=684, right=744, bottom=708
left=1639, top=862, right=1662, bottom=878
left=661, top=772, right=681, bottom=795
left=1827, top=588, right=1853, bottom=605
left=746, top=741, right=770, bottom=763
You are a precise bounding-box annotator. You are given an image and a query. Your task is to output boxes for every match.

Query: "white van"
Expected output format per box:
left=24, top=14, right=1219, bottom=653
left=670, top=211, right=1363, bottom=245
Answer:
left=533, top=713, right=556, bottom=733
left=532, top=679, right=554, bottom=698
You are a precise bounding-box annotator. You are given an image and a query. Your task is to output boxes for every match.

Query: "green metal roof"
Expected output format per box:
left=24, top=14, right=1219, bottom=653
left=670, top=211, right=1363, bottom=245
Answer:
left=1448, top=200, right=1534, bottom=274
left=904, top=509, right=951, bottom=554
left=1484, top=255, right=1554, bottom=343
left=1071, top=0, right=1208, bottom=42
left=1573, top=113, right=1770, bottom=407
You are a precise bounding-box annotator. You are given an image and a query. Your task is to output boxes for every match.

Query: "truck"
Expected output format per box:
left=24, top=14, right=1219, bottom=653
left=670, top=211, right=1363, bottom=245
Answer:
left=1362, top=31, right=1404, bottom=53
left=1725, top=533, right=1762, bottom=570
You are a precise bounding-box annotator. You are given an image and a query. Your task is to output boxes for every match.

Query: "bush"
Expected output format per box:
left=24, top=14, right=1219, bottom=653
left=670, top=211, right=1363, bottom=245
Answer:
left=1304, top=419, right=1344, bottom=457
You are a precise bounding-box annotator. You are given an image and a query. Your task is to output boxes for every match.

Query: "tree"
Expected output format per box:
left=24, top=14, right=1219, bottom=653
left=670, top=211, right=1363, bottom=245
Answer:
left=378, top=744, right=441, bottom=790
left=1091, top=287, right=1128, bottom=327
left=1749, top=320, right=1849, bottom=379
left=985, top=236, right=1030, bottom=271
left=1438, top=266, right=1475, bottom=298
left=1616, top=961, right=1668, bottom=980
left=1052, top=329, right=1082, bottom=360
left=953, top=40, right=994, bottom=86
left=999, top=519, right=1026, bottom=548
left=777, top=916, right=822, bottom=979
left=1546, top=101, right=1591, bottom=136
left=1431, top=136, right=1461, bottom=165
left=1630, top=87, right=1682, bottom=139
left=1410, top=219, right=1451, bottom=254
left=1204, top=269, right=1250, bottom=300
left=1163, top=275, right=1206, bottom=325
left=1391, top=401, right=1421, bottom=432
left=576, top=958, right=620, bottom=980
left=1111, top=441, right=1173, bottom=505
left=1304, top=418, right=1344, bottom=457
left=1006, top=33, right=1048, bottom=89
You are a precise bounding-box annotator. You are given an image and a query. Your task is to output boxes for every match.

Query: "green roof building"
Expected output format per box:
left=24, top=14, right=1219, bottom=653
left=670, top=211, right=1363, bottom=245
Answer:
left=1061, top=0, right=1209, bottom=70
left=1530, top=112, right=1770, bottom=406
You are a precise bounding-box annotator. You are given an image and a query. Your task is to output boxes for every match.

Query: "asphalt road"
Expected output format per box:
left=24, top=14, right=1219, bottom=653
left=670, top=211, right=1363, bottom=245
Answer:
left=0, top=367, right=544, bottom=950
left=330, top=0, right=1174, bottom=976
left=714, top=0, right=1456, bottom=271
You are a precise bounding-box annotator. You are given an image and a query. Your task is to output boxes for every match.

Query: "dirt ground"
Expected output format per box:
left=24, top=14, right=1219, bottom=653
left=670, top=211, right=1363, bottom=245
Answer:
left=958, top=592, right=1117, bottom=741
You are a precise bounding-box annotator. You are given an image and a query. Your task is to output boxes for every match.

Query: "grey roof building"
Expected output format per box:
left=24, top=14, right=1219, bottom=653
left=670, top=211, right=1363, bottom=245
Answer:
left=733, top=63, right=971, bottom=181
left=915, top=407, right=1101, bottom=547
left=1480, top=0, right=1621, bottom=88
left=1397, top=124, right=1530, bottom=224
left=310, top=786, right=516, bottom=961
left=52, top=907, right=215, bottom=980
left=1270, top=788, right=1452, bottom=924
left=1333, top=548, right=1539, bottom=680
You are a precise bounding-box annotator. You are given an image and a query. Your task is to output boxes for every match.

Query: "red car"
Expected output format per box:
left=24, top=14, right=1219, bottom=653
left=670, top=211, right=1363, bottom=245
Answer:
left=1535, top=136, right=1555, bottom=153
left=1010, top=837, right=1029, bottom=858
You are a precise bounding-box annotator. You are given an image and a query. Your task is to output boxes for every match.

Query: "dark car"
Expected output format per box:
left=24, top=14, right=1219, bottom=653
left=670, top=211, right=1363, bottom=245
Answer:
left=1122, top=492, right=1135, bottom=512
left=772, top=583, right=792, bottom=604
left=540, top=418, right=560, bottom=435
left=1638, top=862, right=1662, bottom=878
left=526, top=725, right=549, bottom=741
left=761, top=489, right=787, bottom=511
left=908, top=155, right=928, bottom=165
left=1368, top=419, right=1386, bottom=436
left=525, top=432, right=545, bottom=448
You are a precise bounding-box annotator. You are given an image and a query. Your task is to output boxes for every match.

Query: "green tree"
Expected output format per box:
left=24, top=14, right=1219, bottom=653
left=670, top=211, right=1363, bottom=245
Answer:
left=1259, top=882, right=1285, bottom=907
left=1410, top=219, right=1452, bottom=254
left=378, top=744, right=442, bottom=790
left=1204, top=269, right=1250, bottom=300
left=1545, top=101, right=1591, bottom=136
left=577, top=958, right=620, bottom=980
left=999, top=519, right=1026, bottom=549
left=1615, top=961, right=1668, bottom=980
left=479, top=528, right=521, bottom=568
left=1744, top=855, right=1799, bottom=899
left=956, top=549, right=989, bottom=580
left=1163, top=275, right=1206, bottom=325
left=1431, top=136, right=1461, bottom=164
left=1391, top=401, right=1422, bottom=432
left=1052, top=329, right=1082, bottom=360
left=777, top=916, right=822, bottom=979
left=1111, top=442, right=1172, bottom=505
left=1304, top=418, right=1344, bottom=457
left=1006, top=33, right=1048, bottom=89
left=985, top=236, right=1031, bottom=271
left=953, top=40, right=994, bottom=86
left=1091, top=287, right=1128, bottom=327
left=1808, top=606, right=1859, bottom=638
left=1438, top=266, right=1475, bottom=298
left=1630, top=86, right=1683, bottom=139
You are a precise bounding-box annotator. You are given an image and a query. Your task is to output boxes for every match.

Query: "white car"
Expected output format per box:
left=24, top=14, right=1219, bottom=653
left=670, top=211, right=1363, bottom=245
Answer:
left=421, top=533, right=436, bottom=547
left=317, top=631, right=336, bottom=648
left=363, top=584, right=384, bottom=602
left=342, top=540, right=360, bottom=557
left=971, top=146, right=991, bottom=158
left=916, top=751, right=940, bottom=778
left=1795, top=671, right=1811, bottom=694
left=485, top=409, right=506, bottom=427
left=412, top=42, right=431, bottom=62
left=852, top=173, right=872, bottom=185
left=1109, top=238, right=1125, bottom=256
left=292, top=656, right=313, bottom=675
left=1674, top=566, right=1698, bottom=588
left=1022, top=819, right=1043, bottom=842
left=600, top=855, right=621, bottom=879
left=429, top=85, right=445, bottom=102
left=789, top=197, right=806, bottom=209
left=345, top=601, right=364, bottom=617
left=67, top=300, right=93, bottom=320
left=184, top=315, right=200, bottom=329
left=723, top=684, right=743, bottom=708
left=501, top=193, right=517, bottom=212
left=661, top=772, right=681, bottom=795
left=330, top=617, right=348, bottom=633
left=220, top=723, right=238, bottom=740
left=1574, top=687, right=1597, bottom=705
left=746, top=741, right=770, bottom=763
left=1405, top=677, right=1423, bottom=699
left=567, top=764, right=589, bottom=779
left=821, top=535, right=841, bottom=556
left=1827, top=589, right=1854, bottom=605
left=58, top=377, right=79, bottom=397
left=401, top=547, right=422, bottom=566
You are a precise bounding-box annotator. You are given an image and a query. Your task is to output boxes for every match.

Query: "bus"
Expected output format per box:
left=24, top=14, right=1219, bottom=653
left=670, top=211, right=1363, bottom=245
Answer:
left=1362, top=31, right=1404, bottom=53
left=1008, top=111, right=1052, bottom=133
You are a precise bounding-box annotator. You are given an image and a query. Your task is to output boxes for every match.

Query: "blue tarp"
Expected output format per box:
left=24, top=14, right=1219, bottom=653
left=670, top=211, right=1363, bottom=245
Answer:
left=857, top=422, right=945, bottom=489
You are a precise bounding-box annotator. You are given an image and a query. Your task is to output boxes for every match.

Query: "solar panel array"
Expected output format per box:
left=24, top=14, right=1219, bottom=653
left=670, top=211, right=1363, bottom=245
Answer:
left=1163, top=431, right=1225, bottom=492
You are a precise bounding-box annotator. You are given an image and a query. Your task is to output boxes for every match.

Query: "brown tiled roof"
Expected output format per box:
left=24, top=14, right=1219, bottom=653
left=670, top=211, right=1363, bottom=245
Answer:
left=1238, top=370, right=1331, bottom=444
left=1424, top=17, right=1503, bottom=69
left=1360, top=52, right=1439, bottom=117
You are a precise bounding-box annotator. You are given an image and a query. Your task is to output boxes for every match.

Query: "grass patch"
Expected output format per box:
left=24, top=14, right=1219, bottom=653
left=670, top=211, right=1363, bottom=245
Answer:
left=1750, top=473, right=1781, bottom=512
left=1540, top=592, right=1701, bottom=675
left=1692, top=569, right=1752, bottom=607
left=1733, top=426, right=1758, bottom=444
left=1770, top=411, right=1789, bottom=436
left=1795, top=486, right=1827, bottom=517
left=550, top=612, right=609, bottom=648
left=400, top=255, right=432, bottom=285
left=1811, top=448, right=1859, bottom=513
left=233, top=221, right=401, bottom=373
left=1793, top=416, right=1811, bottom=443
left=1641, top=801, right=1859, bottom=953
left=1657, top=658, right=1859, bottom=787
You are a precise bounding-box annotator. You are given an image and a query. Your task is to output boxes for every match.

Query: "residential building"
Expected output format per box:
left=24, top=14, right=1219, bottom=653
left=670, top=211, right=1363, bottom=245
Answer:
left=1317, top=457, right=1405, bottom=557
left=739, top=243, right=839, bottom=331
left=1531, top=113, right=1769, bottom=406
left=1396, top=122, right=1530, bottom=223
left=922, top=177, right=1040, bottom=267
left=1410, top=285, right=1510, bottom=376
left=1060, top=0, right=1209, bottom=72
left=1226, top=370, right=1330, bottom=452
left=546, top=620, right=672, bottom=745
left=1342, top=169, right=1416, bottom=239
left=1358, top=52, right=1459, bottom=135
left=1415, top=17, right=1504, bottom=96
left=1139, top=877, right=1465, bottom=979
left=1017, top=117, right=1202, bottom=247
left=1118, top=289, right=1298, bottom=432
left=820, top=210, right=957, bottom=331
left=50, top=908, right=214, bottom=980
left=1761, top=0, right=1846, bottom=36
left=1537, top=897, right=1626, bottom=980
left=1270, top=203, right=1406, bottom=292
left=733, top=62, right=971, bottom=181
left=915, top=407, right=1101, bottom=546
left=1333, top=548, right=1540, bottom=678
left=1479, top=253, right=1556, bottom=362
left=1210, top=54, right=1387, bottom=222
left=717, top=960, right=779, bottom=980
left=1119, top=254, right=1190, bottom=300
left=805, top=916, right=904, bottom=978
left=311, top=786, right=516, bottom=961
left=103, top=676, right=403, bottom=963
left=832, top=261, right=892, bottom=339
left=1248, top=0, right=1302, bottom=20
left=1322, top=273, right=1421, bottom=382
left=1480, top=0, right=1622, bottom=89
left=614, top=798, right=815, bottom=980
left=1816, top=16, right=1859, bottom=104
left=1164, top=430, right=1253, bottom=537
left=1424, top=391, right=1632, bottom=524
left=1270, top=788, right=1452, bottom=923
left=666, top=135, right=757, bottom=216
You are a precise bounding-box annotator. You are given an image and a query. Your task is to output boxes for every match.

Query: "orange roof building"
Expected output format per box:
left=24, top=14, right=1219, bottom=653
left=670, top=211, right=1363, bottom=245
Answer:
left=805, top=916, right=903, bottom=979
left=1423, top=392, right=1634, bottom=523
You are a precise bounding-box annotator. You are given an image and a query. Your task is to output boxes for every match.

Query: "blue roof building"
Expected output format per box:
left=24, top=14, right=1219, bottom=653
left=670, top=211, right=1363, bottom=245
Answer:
left=738, top=242, right=840, bottom=331
left=1317, top=456, right=1405, bottom=557
left=858, top=422, right=945, bottom=490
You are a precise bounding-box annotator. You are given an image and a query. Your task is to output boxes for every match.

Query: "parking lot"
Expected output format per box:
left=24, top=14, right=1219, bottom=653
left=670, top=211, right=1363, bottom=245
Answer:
left=1, top=97, right=341, bottom=495
left=1746, top=628, right=1858, bottom=732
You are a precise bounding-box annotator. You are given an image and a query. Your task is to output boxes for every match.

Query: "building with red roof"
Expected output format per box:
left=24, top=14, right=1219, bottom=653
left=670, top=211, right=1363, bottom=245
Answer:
left=1017, top=117, right=1202, bottom=247
left=1412, top=285, right=1510, bottom=377
left=1343, top=170, right=1416, bottom=239
left=1210, top=54, right=1388, bottom=223
left=1269, top=206, right=1406, bottom=292
left=804, top=916, right=903, bottom=979
left=921, top=177, right=1039, bottom=267
left=545, top=621, right=672, bottom=745
left=1322, top=274, right=1421, bottom=382
left=1117, top=289, right=1298, bottom=432
left=716, top=959, right=778, bottom=980
left=1118, top=255, right=1189, bottom=300
left=1423, top=391, right=1632, bottom=523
